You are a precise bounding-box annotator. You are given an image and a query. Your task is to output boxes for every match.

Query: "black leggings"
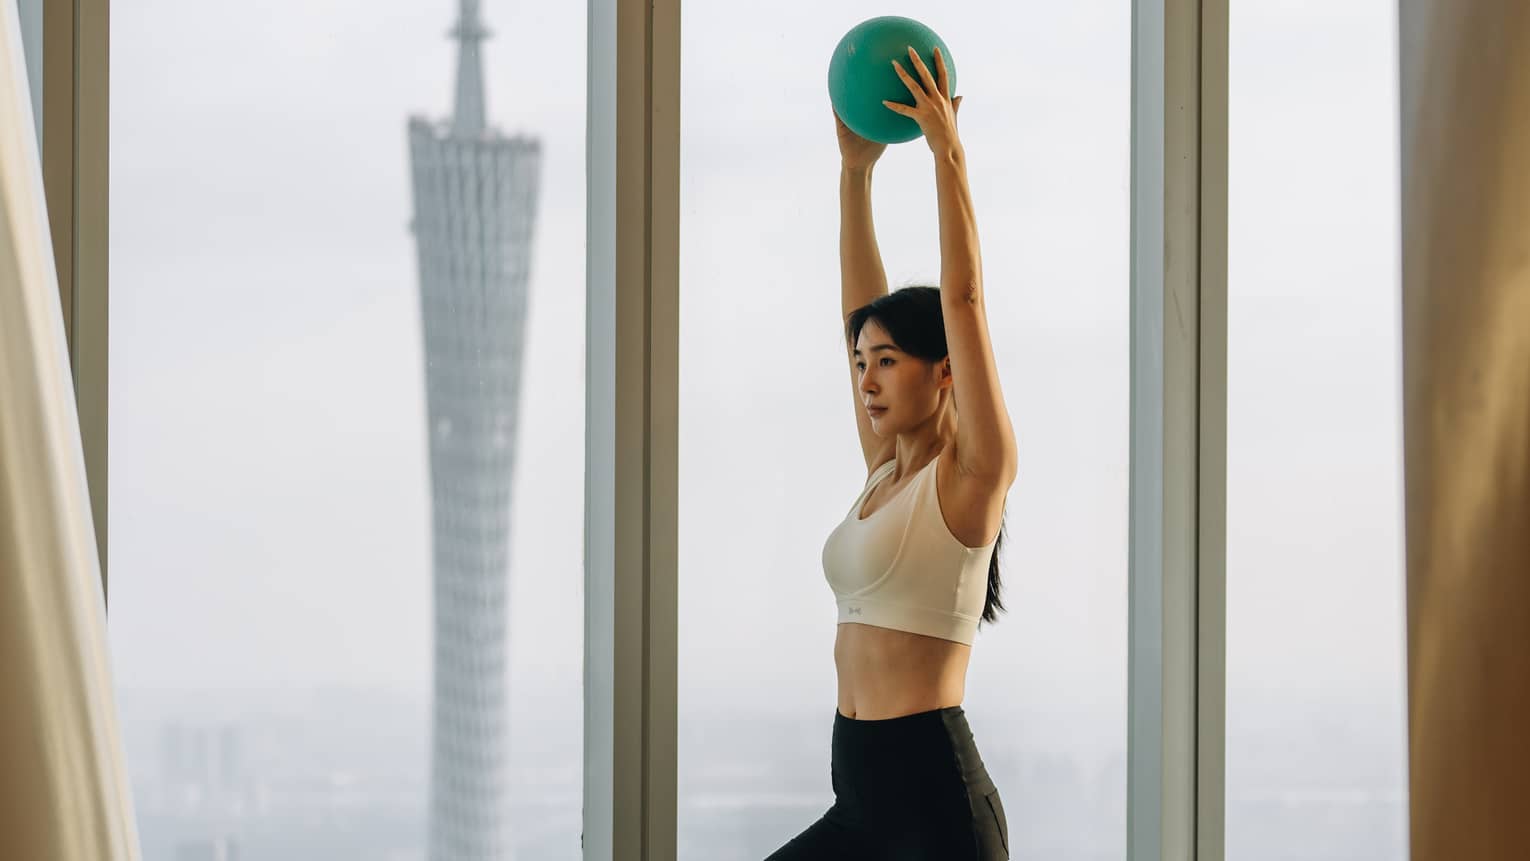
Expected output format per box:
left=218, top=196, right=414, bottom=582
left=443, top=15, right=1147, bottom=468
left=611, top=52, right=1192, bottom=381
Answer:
left=765, top=705, right=1010, bottom=860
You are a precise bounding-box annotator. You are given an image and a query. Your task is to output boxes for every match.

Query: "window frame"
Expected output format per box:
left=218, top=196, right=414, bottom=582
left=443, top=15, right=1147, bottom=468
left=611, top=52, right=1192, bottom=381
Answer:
left=33, top=0, right=110, bottom=599
left=1127, top=1, right=1228, bottom=859
left=584, top=0, right=682, bottom=856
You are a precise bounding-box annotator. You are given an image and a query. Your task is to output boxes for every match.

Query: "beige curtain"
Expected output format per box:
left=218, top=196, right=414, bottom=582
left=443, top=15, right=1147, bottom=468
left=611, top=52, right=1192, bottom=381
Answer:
left=0, top=1, right=140, bottom=857
left=1401, top=1, right=1530, bottom=858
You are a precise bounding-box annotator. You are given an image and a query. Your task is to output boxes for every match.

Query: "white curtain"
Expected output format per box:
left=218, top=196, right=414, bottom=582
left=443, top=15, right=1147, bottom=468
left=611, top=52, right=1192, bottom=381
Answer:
left=0, top=1, right=140, bottom=856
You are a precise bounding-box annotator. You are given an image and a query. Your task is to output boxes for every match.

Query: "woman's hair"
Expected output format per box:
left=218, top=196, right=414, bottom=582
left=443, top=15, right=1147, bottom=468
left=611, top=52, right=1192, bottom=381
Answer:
left=844, top=285, right=1008, bottom=628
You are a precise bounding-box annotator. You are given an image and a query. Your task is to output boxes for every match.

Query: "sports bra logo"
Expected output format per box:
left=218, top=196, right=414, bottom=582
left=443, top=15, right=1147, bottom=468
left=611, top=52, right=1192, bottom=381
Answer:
left=848, top=606, right=862, bottom=615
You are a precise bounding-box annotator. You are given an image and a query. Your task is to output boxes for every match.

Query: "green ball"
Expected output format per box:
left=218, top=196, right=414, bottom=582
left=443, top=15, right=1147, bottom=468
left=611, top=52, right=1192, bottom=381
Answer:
left=828, top=16, right=957, bottom=146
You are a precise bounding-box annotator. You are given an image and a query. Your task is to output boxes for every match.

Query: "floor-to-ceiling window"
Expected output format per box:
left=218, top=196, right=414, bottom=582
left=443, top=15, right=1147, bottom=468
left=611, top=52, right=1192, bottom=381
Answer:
left=1226, top=3, right=1409, bottom=859
left=108, top=2, right=587, bottom=857
left=677, top=6, right=1131, bottom=858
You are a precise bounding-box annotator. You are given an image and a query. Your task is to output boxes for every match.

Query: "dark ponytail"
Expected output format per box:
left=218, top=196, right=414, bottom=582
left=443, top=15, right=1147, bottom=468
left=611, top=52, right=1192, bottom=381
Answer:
left=979, top=512, right=1006, bottom=627
left=845, top=285, right=1008, bottom=628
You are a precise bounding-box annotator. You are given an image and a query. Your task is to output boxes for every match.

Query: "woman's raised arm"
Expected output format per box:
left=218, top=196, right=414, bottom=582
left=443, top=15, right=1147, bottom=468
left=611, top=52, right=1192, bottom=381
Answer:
left=837, top=109, right=890, bottom=321
left=837, top=109, right=895, bottom=471
left=886, top=47, right=1017, bottom=480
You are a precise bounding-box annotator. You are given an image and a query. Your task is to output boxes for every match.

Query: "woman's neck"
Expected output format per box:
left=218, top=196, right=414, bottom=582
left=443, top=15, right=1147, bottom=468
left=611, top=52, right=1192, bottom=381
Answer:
left=894, top=412, right=957, bottom=478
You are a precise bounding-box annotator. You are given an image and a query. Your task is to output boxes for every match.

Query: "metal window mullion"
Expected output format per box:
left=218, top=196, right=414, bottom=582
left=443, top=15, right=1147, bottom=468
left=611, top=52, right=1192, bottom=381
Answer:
left=75, top=0, right=109, bottom=605
left=40, top=0, right=109, bottom=602
left=1129, top=0, right=1226, bottom=859
left=1195, top=0, right=1229, bottom=856
left=585, top=0, right=680, bottom=858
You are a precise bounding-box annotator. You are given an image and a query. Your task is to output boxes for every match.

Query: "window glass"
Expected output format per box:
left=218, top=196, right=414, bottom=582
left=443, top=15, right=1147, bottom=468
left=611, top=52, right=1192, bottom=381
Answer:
left=1226, top=4, right=1409, bottom=859
left=109, top=3, right=587, bottom=857
left=679, top=6, right=1130, bottom=858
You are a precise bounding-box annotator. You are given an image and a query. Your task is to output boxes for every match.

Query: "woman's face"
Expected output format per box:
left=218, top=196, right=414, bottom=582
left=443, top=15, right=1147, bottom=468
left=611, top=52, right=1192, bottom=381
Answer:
left=854, top=319, right=949, bottom=435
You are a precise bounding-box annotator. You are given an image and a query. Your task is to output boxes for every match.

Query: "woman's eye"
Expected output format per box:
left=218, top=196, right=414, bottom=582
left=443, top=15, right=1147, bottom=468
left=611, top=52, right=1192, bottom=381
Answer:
left=881, top=358, right=893, bottom=366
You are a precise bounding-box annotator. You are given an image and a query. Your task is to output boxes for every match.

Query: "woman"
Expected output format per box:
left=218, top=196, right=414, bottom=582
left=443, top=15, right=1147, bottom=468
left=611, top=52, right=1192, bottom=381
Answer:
left=765, top=47, right=1018, bottom=861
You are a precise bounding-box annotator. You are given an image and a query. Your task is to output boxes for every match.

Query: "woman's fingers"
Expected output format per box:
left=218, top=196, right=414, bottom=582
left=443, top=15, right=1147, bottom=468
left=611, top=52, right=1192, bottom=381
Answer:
left=891, top=59, right=924, bottom=101
left=899, top=47, right=936, bottom=99
left=934, top=46, right=950, bottom=100
left=889, top=48, right=959, bottom=140
left=907, top=46, right=940, bottom=100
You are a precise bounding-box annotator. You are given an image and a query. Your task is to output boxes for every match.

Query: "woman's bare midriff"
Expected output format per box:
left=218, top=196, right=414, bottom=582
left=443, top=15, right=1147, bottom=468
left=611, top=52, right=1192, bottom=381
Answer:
left=835, top=621, right=971, bottom=720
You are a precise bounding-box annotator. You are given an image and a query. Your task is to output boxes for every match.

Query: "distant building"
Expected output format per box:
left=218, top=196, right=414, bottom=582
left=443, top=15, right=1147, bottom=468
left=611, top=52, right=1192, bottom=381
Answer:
left=217, top=723, right=241, bottom=794
left=159, top=722, right=242, bottom=813
left=173, top=836, right=239, bottom=861
left=405, top=1, right=542, bottom=858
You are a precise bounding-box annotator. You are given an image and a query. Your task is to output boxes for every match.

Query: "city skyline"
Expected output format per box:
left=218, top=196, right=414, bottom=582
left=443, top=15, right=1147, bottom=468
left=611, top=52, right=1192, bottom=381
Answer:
left=115, top=682, right=1403, bottom=860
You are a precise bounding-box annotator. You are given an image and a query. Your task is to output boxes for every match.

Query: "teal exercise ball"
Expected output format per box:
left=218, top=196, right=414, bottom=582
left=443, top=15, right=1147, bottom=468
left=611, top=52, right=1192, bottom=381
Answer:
left=828, top=16, right=957, bottom=146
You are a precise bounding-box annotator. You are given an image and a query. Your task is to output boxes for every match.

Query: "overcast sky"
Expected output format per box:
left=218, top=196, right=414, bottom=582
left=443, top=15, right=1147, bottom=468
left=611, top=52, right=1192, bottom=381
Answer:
left=103, top=0, right=1404, bottom=781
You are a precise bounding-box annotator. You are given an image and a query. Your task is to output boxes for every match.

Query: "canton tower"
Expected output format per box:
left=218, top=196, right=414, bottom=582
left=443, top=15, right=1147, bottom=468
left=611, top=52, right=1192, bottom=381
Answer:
left=406, top=1, right=541, bottom=857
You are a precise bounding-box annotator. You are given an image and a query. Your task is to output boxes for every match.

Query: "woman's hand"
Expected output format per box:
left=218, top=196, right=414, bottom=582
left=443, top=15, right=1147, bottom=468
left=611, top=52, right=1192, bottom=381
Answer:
left=835, top=106, right=887, bottom=171
left=884, top=45, right=964, bottom=156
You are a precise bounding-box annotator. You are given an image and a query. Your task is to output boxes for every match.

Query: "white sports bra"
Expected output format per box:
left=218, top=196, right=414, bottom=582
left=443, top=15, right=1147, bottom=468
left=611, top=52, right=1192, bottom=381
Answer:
left=821, top=455, right=998, bottom=646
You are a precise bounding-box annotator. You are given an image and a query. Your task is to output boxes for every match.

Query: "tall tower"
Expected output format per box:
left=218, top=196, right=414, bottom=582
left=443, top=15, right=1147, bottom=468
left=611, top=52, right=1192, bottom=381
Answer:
left=406, top=2, right=541, bottom=858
